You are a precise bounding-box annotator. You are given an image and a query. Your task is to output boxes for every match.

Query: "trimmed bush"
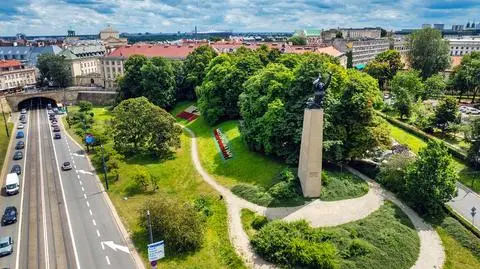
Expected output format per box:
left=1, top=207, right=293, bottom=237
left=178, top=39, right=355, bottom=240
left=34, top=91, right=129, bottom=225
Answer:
left=251, top=215, right=268, bottom=230
left=268, top=181, right=299, bottom=200
left=231, top=184, right=274, bottom=206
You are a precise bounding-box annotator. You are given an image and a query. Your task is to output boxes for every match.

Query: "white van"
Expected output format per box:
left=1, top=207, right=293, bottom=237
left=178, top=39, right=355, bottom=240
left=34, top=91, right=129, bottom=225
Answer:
left=5, top=173, right=19, bottom=195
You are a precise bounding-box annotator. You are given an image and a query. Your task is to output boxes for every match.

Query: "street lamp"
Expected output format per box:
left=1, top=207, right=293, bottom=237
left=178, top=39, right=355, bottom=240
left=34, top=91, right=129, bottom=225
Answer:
left=100, top=144, right=109, bottom=191
left=147, top=210, right=153, bottom=244
left=472, top=206, right=477, bottom=226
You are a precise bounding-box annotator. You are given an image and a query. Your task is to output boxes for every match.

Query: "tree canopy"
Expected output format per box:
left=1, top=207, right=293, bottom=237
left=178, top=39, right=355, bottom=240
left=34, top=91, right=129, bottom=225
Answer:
left=182, top=45, right=218, bottom=99
left=112, top=97, right=181, bottom=157
left=407, top=28, right=450, bottom=79
left=433, top=96, right=459, bottom=133
left=390, top=70, right=424, bottom=119
left=365, top=50, right=404, bottom=90
left=424, top=74, right=446, bottom=99
left=36, top=54, right=71, bottom=87
left=449, top=51, right=480, bottom=103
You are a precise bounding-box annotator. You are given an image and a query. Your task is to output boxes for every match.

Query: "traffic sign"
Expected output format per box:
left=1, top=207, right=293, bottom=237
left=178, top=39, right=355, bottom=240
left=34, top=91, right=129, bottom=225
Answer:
left=148, top=241, right=165, bottom=262
left=85, top=134, right=95, bottom=145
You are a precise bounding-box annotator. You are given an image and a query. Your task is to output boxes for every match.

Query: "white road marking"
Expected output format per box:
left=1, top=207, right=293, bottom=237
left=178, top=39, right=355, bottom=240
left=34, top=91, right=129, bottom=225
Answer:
left=105, top=256, right=110, bottom=265
left=84, top=193, right=87, bottom=199
left=86, top=201, right=90, bottom=207
left=93, top=219, right=97, bottom=226
left=81, top=186, right=85, bottom=192
left=47, top=109, right=81, bottom=269
left=77, top=169, right=93, bottom=175
left=77, top=174, right=80, bottom=179
left=89, top=209, right=92, bottom=216
left=15, top=108, right=32, bottom=269
left=96, top=230, right=100, bottom=237
left=101, top=241, right=130, bottom=254
left=38, top=107, right=50, bottom=269
left=72, top=153, right=85, bottom=157
left=79, top=180, right=83, bottom=186
left=101, top=242, right=105, bottom=250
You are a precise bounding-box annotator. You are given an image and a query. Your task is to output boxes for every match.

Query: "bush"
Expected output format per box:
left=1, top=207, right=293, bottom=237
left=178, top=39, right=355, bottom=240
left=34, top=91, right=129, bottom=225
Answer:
left=251, top=215, right=268, bottom=230
left=268, top=181, right=299, bottom=200
left=193, top=197, right=213, bottom=217
left=231, top=184, right=274, bottom=206
left=346, top=239, right=374, bottom=258
left=139, top=197, right=205, bottom=253
left=378, top=152, right=415, bottom=194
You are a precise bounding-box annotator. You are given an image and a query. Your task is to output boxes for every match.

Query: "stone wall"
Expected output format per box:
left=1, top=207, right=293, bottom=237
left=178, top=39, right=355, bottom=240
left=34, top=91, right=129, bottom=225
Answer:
left=77, top=91, right=117, bottom=105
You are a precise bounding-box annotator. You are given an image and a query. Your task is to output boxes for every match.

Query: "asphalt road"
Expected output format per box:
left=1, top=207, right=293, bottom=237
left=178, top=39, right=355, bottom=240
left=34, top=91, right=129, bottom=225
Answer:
left=447, top=182, right=480, bottom=229
left=0, top=103, right=138, bottom=269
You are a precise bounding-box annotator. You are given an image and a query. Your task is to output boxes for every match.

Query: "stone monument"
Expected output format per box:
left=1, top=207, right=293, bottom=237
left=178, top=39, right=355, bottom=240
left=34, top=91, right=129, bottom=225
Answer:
left=298, top=72, right=332, bottom=197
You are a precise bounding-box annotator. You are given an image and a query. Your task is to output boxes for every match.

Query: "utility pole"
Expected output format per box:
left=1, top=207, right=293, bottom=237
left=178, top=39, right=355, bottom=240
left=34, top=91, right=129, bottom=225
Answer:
left=147, top=210, right=153, bottom=244
left=101, top=144, right=109, bottom=191
left=0, top=100, right=9, bottom=138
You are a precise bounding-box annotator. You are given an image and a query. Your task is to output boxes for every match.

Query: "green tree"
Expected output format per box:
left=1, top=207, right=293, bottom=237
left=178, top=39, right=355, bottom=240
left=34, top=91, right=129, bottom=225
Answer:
left=287, top=35, right=307, bottom=45
left=117, top=55, right=148, bottom=100
left=365, top=50, right=404, bottom=90
left=131, top=165, right=151, bottom=191
left=78, top=100, right=93, bottom=112
left=407, top=28, right=451, bottom=79
left=390, top=70, right=424, bottom=118
left=433, top=96, right=460, bottom=134
left=140, top=198, right=205, bottom=253
left=424, top=74, right=447, bottom=99
left=140, top=57, right=175, bottom=108
left=36, top=54, right=71, bottom=87
left=183, top=45, right=218, bottom=99
left=378, top=152, right=415, bottom=194
left=170, top=60, right=186, bottom=99
left=449, top=51, right=480, bottom=103
left=112, top=97, right=181, bottom=157
left=405, top=141, right=458, bottom=216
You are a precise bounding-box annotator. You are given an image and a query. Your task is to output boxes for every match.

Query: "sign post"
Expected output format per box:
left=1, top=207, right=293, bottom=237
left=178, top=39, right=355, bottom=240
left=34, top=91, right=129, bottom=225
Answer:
left=472, top=206, right=477, bottom=226
left=85, top=133, right=94, bottom=153
left=148, top=241, right=164, bottom=269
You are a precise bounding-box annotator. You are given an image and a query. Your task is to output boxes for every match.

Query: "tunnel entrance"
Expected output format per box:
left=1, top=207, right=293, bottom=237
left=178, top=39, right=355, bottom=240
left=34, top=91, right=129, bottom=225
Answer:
left=18, top=97, right=57, bottom=110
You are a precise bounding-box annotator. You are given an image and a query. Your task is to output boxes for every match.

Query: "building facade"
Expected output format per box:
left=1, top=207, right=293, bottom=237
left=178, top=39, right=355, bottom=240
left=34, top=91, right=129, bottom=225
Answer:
left=350, top=39, right=391, bottom=67
left=60, top=44, right=106, bottom=86
left=447, top=37, right=480, bottom=56
left=99, top=25, right=128, bottom=52
left=0, top=60, right=36, bottom=92
left=340, top=28, right=382, bottom=39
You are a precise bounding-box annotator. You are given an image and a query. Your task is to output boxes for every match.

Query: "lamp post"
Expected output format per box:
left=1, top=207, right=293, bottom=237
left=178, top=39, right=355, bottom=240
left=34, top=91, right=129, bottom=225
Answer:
left=147, top=210, right=153, bottom=244
left=472, top=206, right=477, bottom=226
left=100, top=144, right=109, bottom=191
left=0, top=100, right=9, bottom=138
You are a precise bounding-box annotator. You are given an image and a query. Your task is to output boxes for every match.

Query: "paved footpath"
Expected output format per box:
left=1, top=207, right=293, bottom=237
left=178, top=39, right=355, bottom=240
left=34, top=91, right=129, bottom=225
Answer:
left=183, top=126, right=445, bottom=269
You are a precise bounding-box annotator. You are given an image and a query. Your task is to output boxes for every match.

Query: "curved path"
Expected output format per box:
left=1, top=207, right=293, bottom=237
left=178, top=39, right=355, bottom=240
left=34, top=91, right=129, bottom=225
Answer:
left=184, top=127, right=444, bottom=269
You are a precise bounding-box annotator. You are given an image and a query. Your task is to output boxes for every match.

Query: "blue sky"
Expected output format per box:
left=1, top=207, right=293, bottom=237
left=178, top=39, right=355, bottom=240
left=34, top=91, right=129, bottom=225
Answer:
left=1, top=0, right=480, bottom=36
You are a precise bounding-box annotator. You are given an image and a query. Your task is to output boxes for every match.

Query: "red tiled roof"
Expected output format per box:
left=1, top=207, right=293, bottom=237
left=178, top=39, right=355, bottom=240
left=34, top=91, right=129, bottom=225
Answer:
left=106, top=44, right=200, bottom=59
left=0, top=60, right=21, bottom=68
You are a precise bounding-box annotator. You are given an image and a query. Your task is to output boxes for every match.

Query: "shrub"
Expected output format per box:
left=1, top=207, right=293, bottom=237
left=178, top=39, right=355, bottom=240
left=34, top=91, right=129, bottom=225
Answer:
left=268, top=181, right=299, bottom=200
left=346, top=239, right=375, bottom=258
left=251, top=215, right=268, bottom=230
left=139, top=197, right=205, bottom=253
left=231, top=184, right=273, bottom=206
left=193, top=197, right=213, bottom=217
left=377, top=152, right=415, bottom=194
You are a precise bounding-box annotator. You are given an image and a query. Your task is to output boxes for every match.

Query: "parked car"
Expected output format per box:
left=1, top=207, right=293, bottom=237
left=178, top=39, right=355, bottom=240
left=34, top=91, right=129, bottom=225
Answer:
left=15, top=131, right=24, bottom=139
left=15, top=141, right=24, bottom=150
left=54, top=133, right=61, bottom=139
left=20, top=119, right=27, bottom=124
left=20, top=109, right=27, bottom=114
left=2, top=206, right=17, bottom=225
left=17, top=124, right=24, bottom=129
left=13, top=151, right=23, bottom=160
left=0, top=236, right=13, bottom=256
left=51, top=123, right=58, bottom=128
left=19, top=115, right=25, bottom=120
left=4, top=173, right=19, bottom=196
left=10, top=164, right=21, bottom=175
left=52, top=127, right=60, bottom=132
left=61, top=161, right=72, bottom=171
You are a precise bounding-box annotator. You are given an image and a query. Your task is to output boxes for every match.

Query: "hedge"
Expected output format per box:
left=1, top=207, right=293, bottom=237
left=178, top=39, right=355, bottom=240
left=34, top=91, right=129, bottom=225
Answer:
left=376, top=111, right=468, bottom=162
left=444, top=204, right=480, bottom=239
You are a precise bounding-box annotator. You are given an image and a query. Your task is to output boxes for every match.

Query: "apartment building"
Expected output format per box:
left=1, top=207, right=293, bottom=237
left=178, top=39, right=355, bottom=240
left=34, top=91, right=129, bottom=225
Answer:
left=350, top=39, right=391, bottom=67
left=447, top=37, right=480, bottom=56
left=0, top=60, right=36, bottom=91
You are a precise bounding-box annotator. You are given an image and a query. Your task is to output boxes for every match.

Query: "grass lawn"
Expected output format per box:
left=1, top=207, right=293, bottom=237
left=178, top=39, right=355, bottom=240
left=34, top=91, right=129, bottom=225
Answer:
left=63, top=105, right=245, bottom=269
left=437, top=228, right=480, bottom=269
left=320, top=165, right=369, bottom=201
left=0, top=122, right=13, bottom=170
left=242, top=202, right=420, bottom=269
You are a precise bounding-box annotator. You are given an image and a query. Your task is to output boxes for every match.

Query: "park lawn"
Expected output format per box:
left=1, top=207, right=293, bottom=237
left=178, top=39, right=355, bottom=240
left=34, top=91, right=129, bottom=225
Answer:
left=63, top=105, right=245, bottom=269
left=242, top=202, right=420, bottom=269
left=0, top=122, right=13, bottom=169
left=437, top=227, right=480, bottom=269
left=240, top=209, right=257, bottom=239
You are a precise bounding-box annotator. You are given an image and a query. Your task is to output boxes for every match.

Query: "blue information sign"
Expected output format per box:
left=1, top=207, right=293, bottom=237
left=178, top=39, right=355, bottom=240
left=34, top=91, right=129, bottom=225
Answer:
left=85, top=134, right=95, bottom=145
left=147, top=241, right=165, bottom=262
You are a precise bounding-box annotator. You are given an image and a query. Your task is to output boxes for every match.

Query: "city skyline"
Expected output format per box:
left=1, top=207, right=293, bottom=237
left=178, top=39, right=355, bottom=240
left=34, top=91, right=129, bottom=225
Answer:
left=1, top=0, right=480, bottom=36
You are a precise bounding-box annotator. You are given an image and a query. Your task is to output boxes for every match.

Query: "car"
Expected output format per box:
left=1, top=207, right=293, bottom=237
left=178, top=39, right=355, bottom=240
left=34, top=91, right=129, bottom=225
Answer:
left=13, top=151, right=23, bottom=160
left=19, top=115, right=25, bottom=120
left=54, top=133, right=61, bottom=139
left=20, top=109, right=27, bottom=114
left=10, top=164, right=21, bottom=175
left=0, top=236, right=13, bottom=256
left=51, top=119, right=57, bottom=123
left=20, top=119, right=27, bottom=124
left=15, top=131, right=24, bottom=139
left=17, top=124, right=24, bottom=129
left=2, top=206, right=17, bottom=225
left=15, top=141, right=24, bottom=150
left=51, top=123, right=58, bottom=128
left=61, top=162, right=72, bottom=171
left=52, top=127, right=60, bottom=132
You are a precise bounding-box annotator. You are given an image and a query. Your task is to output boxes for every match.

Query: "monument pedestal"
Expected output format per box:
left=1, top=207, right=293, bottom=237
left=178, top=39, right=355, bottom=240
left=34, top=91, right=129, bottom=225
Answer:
left=298, top=108, right=323, bottom=198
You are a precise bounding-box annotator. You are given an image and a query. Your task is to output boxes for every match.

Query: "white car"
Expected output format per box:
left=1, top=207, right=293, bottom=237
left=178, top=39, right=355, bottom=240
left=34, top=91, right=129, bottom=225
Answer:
left=17, top=124, right=24, bottom=129
left=20, top=109, right=27, bottom=114
left=471, top=109, right=480, bottom=115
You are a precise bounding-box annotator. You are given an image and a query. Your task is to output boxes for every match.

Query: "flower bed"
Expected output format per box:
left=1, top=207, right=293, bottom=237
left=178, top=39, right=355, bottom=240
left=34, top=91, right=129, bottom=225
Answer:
left=176, top=111, right=199, bottom=122
left=213, top=128, right=233, bottom=160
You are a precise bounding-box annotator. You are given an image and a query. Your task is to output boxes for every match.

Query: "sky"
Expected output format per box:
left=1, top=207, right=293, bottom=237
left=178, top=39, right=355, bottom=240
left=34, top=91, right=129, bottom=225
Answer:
left=1, top=0, right=480, bottom=36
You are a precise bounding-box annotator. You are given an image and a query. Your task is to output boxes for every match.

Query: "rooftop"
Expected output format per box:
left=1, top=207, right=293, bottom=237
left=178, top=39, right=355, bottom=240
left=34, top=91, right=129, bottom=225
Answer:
left=0, top=60, right=22, bottom=68
left=106, top=44, right=200, bottom=59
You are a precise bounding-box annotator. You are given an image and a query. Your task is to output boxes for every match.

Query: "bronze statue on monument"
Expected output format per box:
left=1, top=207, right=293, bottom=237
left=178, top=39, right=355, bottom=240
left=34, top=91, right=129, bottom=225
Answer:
left=306, top=72, right=332, bottom=109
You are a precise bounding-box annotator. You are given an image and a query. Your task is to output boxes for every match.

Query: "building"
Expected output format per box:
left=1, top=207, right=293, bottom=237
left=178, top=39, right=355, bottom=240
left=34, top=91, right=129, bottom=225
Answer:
left=99, top=25, right=128, bottom=52
left=348, top=39, right=391, bottom=67
left=60, top=44, right=106, bottom=86
left=293, top=29, right=322, bottom=45
left=339, top=28, right=382, bottom=39
left=0, top=45, right=62, bottom=67
left=433, top=24, right=445, bottom=30
left=452, top=25, right=464, bottom=31
left=447, top=37, right=480, bottom=56
left=0, top=60, right=36, bottom=92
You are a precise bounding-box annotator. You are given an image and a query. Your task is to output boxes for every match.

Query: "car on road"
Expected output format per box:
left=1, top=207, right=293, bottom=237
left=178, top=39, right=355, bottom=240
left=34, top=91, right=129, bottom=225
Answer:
left=20, top=118, right=27, bottom=124
left=0, top=236, right=13, bottom=256
left=2, top=206, right=17, bottom=225
left=61, top=162, right=72, bottom=171
left=52, top=127, right=60, bottom=132
left=51, top=123, right=58, bottom=127
left=10, top=164, right=21, bottom=175
left=20, top=109, right=27, bottom=114
left=51, top=119, right=57, bottom=123
left=4, top=173, right=19, bottom=196
left=19, top=115, right=25, bottom=120
left=54, top=133, right=61, bottom=139
left=15, top=131, right=24, bottom=139
left=13, top=151, right=23, bottom=160
left=17, top=124, right=24, bottom=129
left=15, top=141, right=24, bottom=150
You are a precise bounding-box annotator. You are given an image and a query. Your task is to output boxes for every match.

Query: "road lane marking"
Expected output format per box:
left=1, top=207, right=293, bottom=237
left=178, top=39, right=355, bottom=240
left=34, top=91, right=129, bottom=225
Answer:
left=86, top=201, right=90, bottom=207
left=15, top=108, right=32, bottom=269
left=101, top=242, right=105, bottom=250
left=72, top=153, right=85, bottom=157
left=38, top=107, right=50, bottom=269
left=47, top=109, right=81, bottom=269
left=81, top=186, right=85, bottom=192
left=93, top=219, right=97, bottom=226
left=77, top=174, right=80, bottom=179
left=97, top=230, right=101, bottom=237
left=79, top=180, right=83, bottom=186
left=77, top=169, right=93, bottom=175
left=105, top=256, right=110, bottom=265
left=101, top=241, right=130, bottom=253
left=84, top=193, right=87, bottom=199
left=89, top=209, right=92, bottom=216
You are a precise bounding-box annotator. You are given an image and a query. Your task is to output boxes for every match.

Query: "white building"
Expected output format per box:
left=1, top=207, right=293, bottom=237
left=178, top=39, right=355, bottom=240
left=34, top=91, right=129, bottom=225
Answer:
left=60, top=44, right=106, bottom=86
left=447, top=37, right=480, bottom=56
left=350, top=39, right=391, bottom=67
left=0, top=60, right=36, bottom=92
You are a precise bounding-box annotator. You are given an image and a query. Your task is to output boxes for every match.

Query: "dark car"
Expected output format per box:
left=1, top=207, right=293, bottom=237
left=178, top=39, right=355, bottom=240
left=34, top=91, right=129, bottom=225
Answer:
left=13, top=151, right=23, bottom=160
left=15, top=141, right=24, bottom=150
left=10, top=165, right=21, bottom=175
left=19, top=115, right=25, bottom=120
left=2, top=207, right=17, bottom=225
left=51, top=119, right=57, bottom=123
left=54, top=133, right=61, bottom=139
left=15, top=131, right=24, bottom=139
left=52, top=127, right=60, bottom=132
left=20, top=118, right=27, bottom=124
